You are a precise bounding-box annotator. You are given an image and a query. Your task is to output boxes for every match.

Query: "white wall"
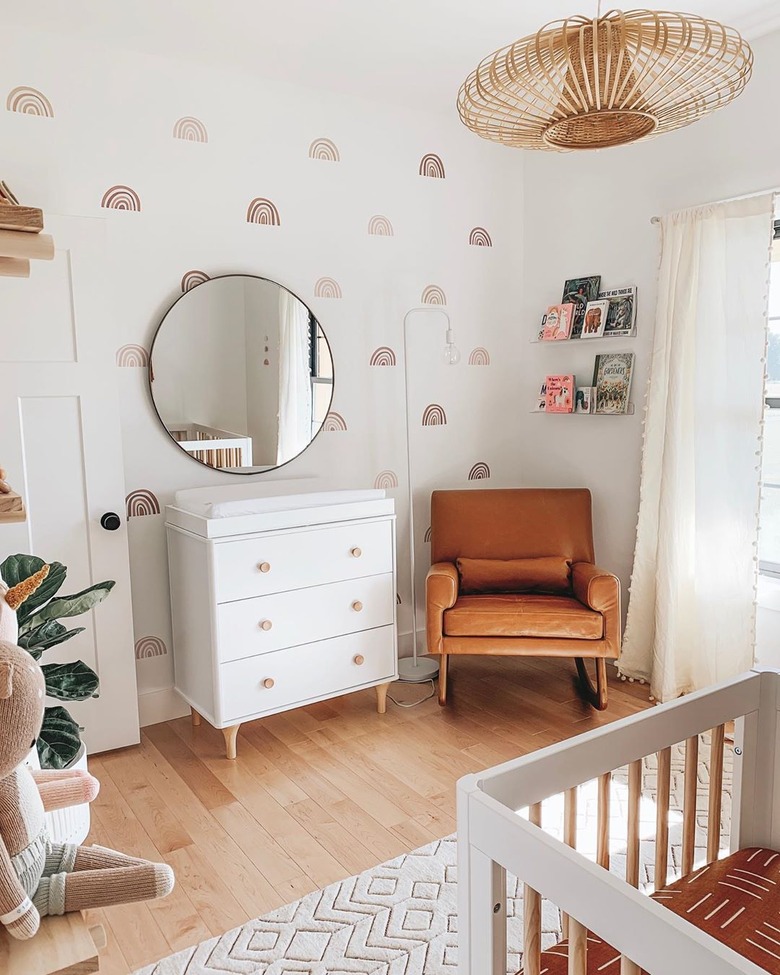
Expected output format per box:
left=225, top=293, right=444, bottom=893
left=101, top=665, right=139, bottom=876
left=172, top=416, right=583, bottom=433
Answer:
left=520, top=28, right=780, bottom=616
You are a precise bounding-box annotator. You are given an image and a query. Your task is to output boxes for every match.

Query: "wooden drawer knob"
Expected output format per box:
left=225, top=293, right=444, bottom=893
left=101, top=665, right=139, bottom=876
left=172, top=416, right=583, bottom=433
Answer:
left=260, top=619, right=273, bottom=631
left=257, top=561, right=271, bottom=573
left=262, top=677, right=275, bottom=689
left=353, top=654, right=365, bottom=665
left=351, top=600, right=363, bottom=612
left=350, top=547, right=362, bottom=558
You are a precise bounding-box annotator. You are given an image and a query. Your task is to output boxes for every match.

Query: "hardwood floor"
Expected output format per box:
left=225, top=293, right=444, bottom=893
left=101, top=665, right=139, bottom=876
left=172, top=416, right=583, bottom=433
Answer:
left=84, top=656, right=651, bottom=973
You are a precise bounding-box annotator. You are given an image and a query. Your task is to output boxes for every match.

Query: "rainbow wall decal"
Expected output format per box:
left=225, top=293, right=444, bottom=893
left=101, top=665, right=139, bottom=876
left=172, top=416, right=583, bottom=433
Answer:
left=314, top=277, right=342, bottom=299
left=368, top=215, right=394, bottom=237
left=424, top=526, right=432, bottom=543
left=181, top=270, right=210, bottom=292
left=468, top=347, right=491, bottom=366
left=422, top=403, right=447, bottom=427
left=369, top=346, right=397, bottom=367
left=101, top=185, right=141, bottom=212
left=6, top=86, right=53, bottom=117
left=246, top=197, right=281, bottom=226
left=396, top=593, right=402, bottom=605
left=421, top=284, right=447, bottom=305
left=322, top=411, right=348, bottom=431
left=173, top=116, right=208, bottom=143
left=126, top=489, right=160, bottom=518
left=134, top=636, right=167, bottom=659
left=419, top=153, right=446, bottom=179
left=468, top=462, right=491, bottom=481
left=374, top=470, right=399, bottom=490
left=469, top=227, right=493, bottom=247
left=116, top=344, right=149, bottom=367
left=309, top=138, right=340, bottom=162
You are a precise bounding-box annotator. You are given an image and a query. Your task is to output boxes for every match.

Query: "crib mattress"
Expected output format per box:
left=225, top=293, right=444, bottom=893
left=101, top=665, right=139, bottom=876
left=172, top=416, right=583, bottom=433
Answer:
left=520, top=847, right=780, bottom=974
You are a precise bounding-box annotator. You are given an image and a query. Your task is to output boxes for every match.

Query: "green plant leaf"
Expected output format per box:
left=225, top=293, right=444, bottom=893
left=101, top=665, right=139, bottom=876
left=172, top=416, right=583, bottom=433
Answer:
left=42, top=661, right=99, bottom=701
left=0, top=556, right=67, bottom=626
left=17, top=621, right=85, bottom=659
left=36, top=706, right=83, bottom=770
left=28, top=580, right=116, bottom=625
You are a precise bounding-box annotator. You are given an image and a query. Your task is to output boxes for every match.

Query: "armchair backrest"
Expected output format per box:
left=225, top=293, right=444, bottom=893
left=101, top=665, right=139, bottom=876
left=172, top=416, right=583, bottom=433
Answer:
left=430, top=488, right=595, bottom=565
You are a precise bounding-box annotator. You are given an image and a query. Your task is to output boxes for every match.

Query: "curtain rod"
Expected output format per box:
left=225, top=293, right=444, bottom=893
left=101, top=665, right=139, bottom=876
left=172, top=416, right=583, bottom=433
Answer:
left=650, top=184, right=780, bottom=226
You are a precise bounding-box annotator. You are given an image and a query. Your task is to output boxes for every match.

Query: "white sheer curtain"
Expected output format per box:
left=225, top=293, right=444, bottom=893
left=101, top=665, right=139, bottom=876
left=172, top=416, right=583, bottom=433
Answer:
left=276, top=290, right=313, bottom=465
left=620, top=195, right=774, bottom=702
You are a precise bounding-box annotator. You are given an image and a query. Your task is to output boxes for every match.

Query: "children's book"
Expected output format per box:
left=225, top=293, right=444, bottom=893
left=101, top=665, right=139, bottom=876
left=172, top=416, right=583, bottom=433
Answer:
left=599, top=287, right=637, bottom=337
left=541, top=303, right=575, bottom=341
left=562, top=276, right=601, bottom=338
left=581, top=299, right=609, bottom=338
left=575, top=386, right=595, bottom=413
left=544, top=374, right=575, bottom=413
left=592, top=353, right=634, bottom=414
left=532, top=381, right=548, bottom=412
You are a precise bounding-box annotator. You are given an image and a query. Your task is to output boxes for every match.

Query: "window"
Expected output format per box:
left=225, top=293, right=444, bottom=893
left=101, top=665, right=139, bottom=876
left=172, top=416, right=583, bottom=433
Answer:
left=309, top=317, right=333, bottom=436
left=760, top=244, right=780, bottom=575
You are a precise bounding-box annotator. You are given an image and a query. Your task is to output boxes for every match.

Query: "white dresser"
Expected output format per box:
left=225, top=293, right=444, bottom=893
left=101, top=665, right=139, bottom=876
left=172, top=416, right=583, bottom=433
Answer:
left=165, top=488, right=397, bottom=758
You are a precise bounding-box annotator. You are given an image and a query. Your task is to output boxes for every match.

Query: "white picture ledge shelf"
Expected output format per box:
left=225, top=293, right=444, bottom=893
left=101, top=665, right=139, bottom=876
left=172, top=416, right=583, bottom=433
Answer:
left=531, top=404, right=636, bottom=416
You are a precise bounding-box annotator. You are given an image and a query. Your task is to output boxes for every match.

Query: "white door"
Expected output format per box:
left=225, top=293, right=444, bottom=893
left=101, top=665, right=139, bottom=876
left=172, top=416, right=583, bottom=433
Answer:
left=0, top=214, right=139, bottom=755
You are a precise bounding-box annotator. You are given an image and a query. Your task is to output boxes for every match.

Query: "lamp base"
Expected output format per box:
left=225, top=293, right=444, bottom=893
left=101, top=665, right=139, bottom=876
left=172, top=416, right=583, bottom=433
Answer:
left=397, top=656, right=440, bottom=683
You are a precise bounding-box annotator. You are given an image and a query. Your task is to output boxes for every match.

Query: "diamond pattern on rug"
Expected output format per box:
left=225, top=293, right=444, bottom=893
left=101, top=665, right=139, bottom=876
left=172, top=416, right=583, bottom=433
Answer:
left=134, top=736, right=731, bottom=975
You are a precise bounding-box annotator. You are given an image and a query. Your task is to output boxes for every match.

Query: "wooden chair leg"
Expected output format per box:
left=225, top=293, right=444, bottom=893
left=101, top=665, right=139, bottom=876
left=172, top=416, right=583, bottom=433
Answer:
left=575, top=657, right=608, bottom=711
left=438, top=653, right=449, bottom=706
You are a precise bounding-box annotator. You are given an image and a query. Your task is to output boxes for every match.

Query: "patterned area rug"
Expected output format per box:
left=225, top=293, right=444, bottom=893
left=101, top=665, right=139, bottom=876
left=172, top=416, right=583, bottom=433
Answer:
left=135, top=737, right=731, bottom=975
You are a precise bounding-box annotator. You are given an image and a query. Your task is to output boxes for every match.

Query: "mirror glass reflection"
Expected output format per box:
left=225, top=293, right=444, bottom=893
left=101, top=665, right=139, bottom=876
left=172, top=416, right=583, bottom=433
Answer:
left=150, top=275, right=333, bottom=473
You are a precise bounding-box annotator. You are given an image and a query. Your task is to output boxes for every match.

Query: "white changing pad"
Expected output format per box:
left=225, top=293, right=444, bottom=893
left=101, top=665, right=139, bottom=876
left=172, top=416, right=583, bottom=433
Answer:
left=173, top=486, right=386, bottom=519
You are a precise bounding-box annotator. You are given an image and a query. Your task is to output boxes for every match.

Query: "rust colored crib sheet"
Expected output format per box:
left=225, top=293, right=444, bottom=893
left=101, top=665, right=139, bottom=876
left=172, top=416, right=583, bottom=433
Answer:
left=519, top=847, right=780, bottom=974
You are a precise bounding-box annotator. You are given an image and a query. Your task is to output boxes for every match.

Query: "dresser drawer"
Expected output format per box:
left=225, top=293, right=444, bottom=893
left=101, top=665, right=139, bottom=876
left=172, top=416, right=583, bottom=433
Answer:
left=217, top=573, right=395, bottom=662
left=218, top=626, right=396, bottom=722
left=213, top=519, right=393, bottom=602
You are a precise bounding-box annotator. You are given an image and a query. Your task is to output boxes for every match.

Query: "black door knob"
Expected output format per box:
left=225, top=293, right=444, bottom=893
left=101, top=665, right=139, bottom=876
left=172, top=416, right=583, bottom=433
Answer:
left=100, top=512, right=121, bottom=531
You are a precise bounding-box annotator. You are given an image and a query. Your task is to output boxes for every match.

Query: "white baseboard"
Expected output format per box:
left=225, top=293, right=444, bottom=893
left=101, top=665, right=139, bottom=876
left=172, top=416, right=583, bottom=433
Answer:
left=138, top=685, right=190, bottom=727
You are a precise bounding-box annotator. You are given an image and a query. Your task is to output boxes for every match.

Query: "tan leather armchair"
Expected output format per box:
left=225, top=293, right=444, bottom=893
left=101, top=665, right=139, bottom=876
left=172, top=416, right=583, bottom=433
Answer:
left=425, top=488, right=620, bottom=710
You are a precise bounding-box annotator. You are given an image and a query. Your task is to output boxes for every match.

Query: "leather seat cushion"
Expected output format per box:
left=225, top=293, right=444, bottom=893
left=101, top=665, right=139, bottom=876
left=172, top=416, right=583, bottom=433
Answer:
left=443, top=594, right=603, bottom=640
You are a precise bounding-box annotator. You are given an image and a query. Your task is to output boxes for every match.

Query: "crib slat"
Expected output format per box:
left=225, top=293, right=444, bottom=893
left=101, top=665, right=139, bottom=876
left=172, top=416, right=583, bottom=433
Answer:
left=707, top=724, right=725, bottom=863
left=568, top=919, right=587, bottom=975
left=626, top=759, right=642, bottom=888
left=620, top=958, right=641, bottom=974
left=562, top=787, right=577, bottom=938
left=683, top=735, right=699, bottom=875
left=655, top=746, right=671, bottom=890
left=523, top=803, right=543, bottom=975
left=597, top=772, right=610, bottom=870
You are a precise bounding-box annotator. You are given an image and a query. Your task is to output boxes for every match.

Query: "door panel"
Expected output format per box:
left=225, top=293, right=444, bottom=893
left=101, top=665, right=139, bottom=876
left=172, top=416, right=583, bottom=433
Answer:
left=0, top=215, right=139, bottom=755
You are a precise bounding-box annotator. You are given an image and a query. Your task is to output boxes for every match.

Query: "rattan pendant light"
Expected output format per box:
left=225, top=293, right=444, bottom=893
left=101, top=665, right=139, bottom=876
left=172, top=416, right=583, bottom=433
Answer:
left=457, top=7, right=753, bottom=151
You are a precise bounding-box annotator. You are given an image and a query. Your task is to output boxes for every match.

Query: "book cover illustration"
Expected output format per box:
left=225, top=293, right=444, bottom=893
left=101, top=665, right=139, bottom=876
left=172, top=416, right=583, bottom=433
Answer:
left=599, top=286, right=637, bottom=336
left=562, top=275, right=601, bottom=338
left=575, top=386, right=595, bottom=413
left=541, top=303, right=575, bottom=341
left=532, top=381, right=548, bottom=412
left=581, top=299, right=610, bottom=338
left=544, top=374, right=575, bottom=413
left=592, top=353, right=634, bottom=414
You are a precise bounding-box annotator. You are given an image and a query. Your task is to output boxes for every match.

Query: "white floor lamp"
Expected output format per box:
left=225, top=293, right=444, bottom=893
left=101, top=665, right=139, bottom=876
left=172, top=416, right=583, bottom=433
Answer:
left=397, top=306, right=460, bottom=685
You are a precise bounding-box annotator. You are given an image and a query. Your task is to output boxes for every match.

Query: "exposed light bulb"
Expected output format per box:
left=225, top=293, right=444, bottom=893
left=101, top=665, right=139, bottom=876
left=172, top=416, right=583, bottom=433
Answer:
left=442, top=327, right=461, bottom=365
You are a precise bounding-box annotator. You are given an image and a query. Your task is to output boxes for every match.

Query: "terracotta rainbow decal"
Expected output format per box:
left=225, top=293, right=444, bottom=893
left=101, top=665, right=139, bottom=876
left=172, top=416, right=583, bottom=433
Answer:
left=126, top=489, right=160, bottom=518
left=369, top=346, right=397, bottom=367
left=424, top=526, right=432, bottom=543
left=314, top=277, right=342, bottom=299
left=422, top=403, right=447, bottom=427
left=468, top=347, right=491, bottom=366
left=468, top=462, right=491, bottom=481
left=469, top=227, right=493, bottom=247
left=322, top=411, right=348, bottom=431
left=368, top=215, right=394, bottom=237
left=181, top=269, right=210, bottom=292
left=6, top=86, right=54, bottom=117
left=173, top=116, right=208, bottom=143
left=134, top=636, right=167, bottom=659
left=116, top=344, right=149, bottom=367
left=396, top=593, right=402, bottom=605
left=246, top=197, right=281, bottom=226
left=309, top=138, right=340, bottom=162
left=374, top=470, right=399, bottom=490
left=419, top=153, right=445, bottom=179
left=101, top=185, right=141, bottom=212
left=421, top=284, right=447, bottom=306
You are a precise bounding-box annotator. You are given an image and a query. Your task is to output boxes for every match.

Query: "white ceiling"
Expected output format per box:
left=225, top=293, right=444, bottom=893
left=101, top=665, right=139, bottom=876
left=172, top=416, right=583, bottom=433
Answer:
left=2, top=0, right=779, bottom=113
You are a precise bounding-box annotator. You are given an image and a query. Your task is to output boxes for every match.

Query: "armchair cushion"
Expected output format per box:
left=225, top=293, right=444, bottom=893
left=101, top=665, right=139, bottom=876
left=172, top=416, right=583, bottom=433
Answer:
left=456, top=556, right=572, bottom=595
left=444, top=594, right=603, bottom=640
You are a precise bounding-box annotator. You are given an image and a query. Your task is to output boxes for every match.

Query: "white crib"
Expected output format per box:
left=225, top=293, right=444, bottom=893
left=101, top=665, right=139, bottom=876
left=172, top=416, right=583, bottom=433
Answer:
left=458, top=668, right=780, bottom=975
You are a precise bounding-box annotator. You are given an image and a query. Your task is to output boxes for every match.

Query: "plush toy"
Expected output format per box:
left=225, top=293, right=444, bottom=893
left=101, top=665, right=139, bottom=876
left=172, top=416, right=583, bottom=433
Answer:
left=0, top=571, right=174, bottom=940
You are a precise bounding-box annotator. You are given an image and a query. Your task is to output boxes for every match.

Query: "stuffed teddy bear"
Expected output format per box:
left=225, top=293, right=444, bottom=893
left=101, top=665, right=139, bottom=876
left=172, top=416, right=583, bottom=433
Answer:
left=0, top=569, right=174, bottom=939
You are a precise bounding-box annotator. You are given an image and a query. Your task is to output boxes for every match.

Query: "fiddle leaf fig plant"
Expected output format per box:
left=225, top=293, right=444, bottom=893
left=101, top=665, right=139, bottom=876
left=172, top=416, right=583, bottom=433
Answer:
left=1, top=553, right=114, bottom=769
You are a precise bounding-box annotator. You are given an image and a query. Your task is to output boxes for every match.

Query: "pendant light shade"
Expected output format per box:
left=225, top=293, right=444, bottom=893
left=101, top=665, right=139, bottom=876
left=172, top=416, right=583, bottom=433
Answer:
left=457, top=9, right=753, bottom=151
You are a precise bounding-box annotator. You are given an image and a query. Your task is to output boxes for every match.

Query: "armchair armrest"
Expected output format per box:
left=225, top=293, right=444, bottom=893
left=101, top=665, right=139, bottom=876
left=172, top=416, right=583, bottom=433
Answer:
left=425, top=562, right=459, bottom=654
left=572, top=562, right=621, bottom=657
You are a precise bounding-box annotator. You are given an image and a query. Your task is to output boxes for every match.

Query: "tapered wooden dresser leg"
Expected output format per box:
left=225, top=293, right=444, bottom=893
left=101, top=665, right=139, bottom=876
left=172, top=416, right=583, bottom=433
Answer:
left=376, top=682, right=390, bottom=714
left=191, top=708, right=202, bottom=727
left=222, top=724, right=240, bottom=760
